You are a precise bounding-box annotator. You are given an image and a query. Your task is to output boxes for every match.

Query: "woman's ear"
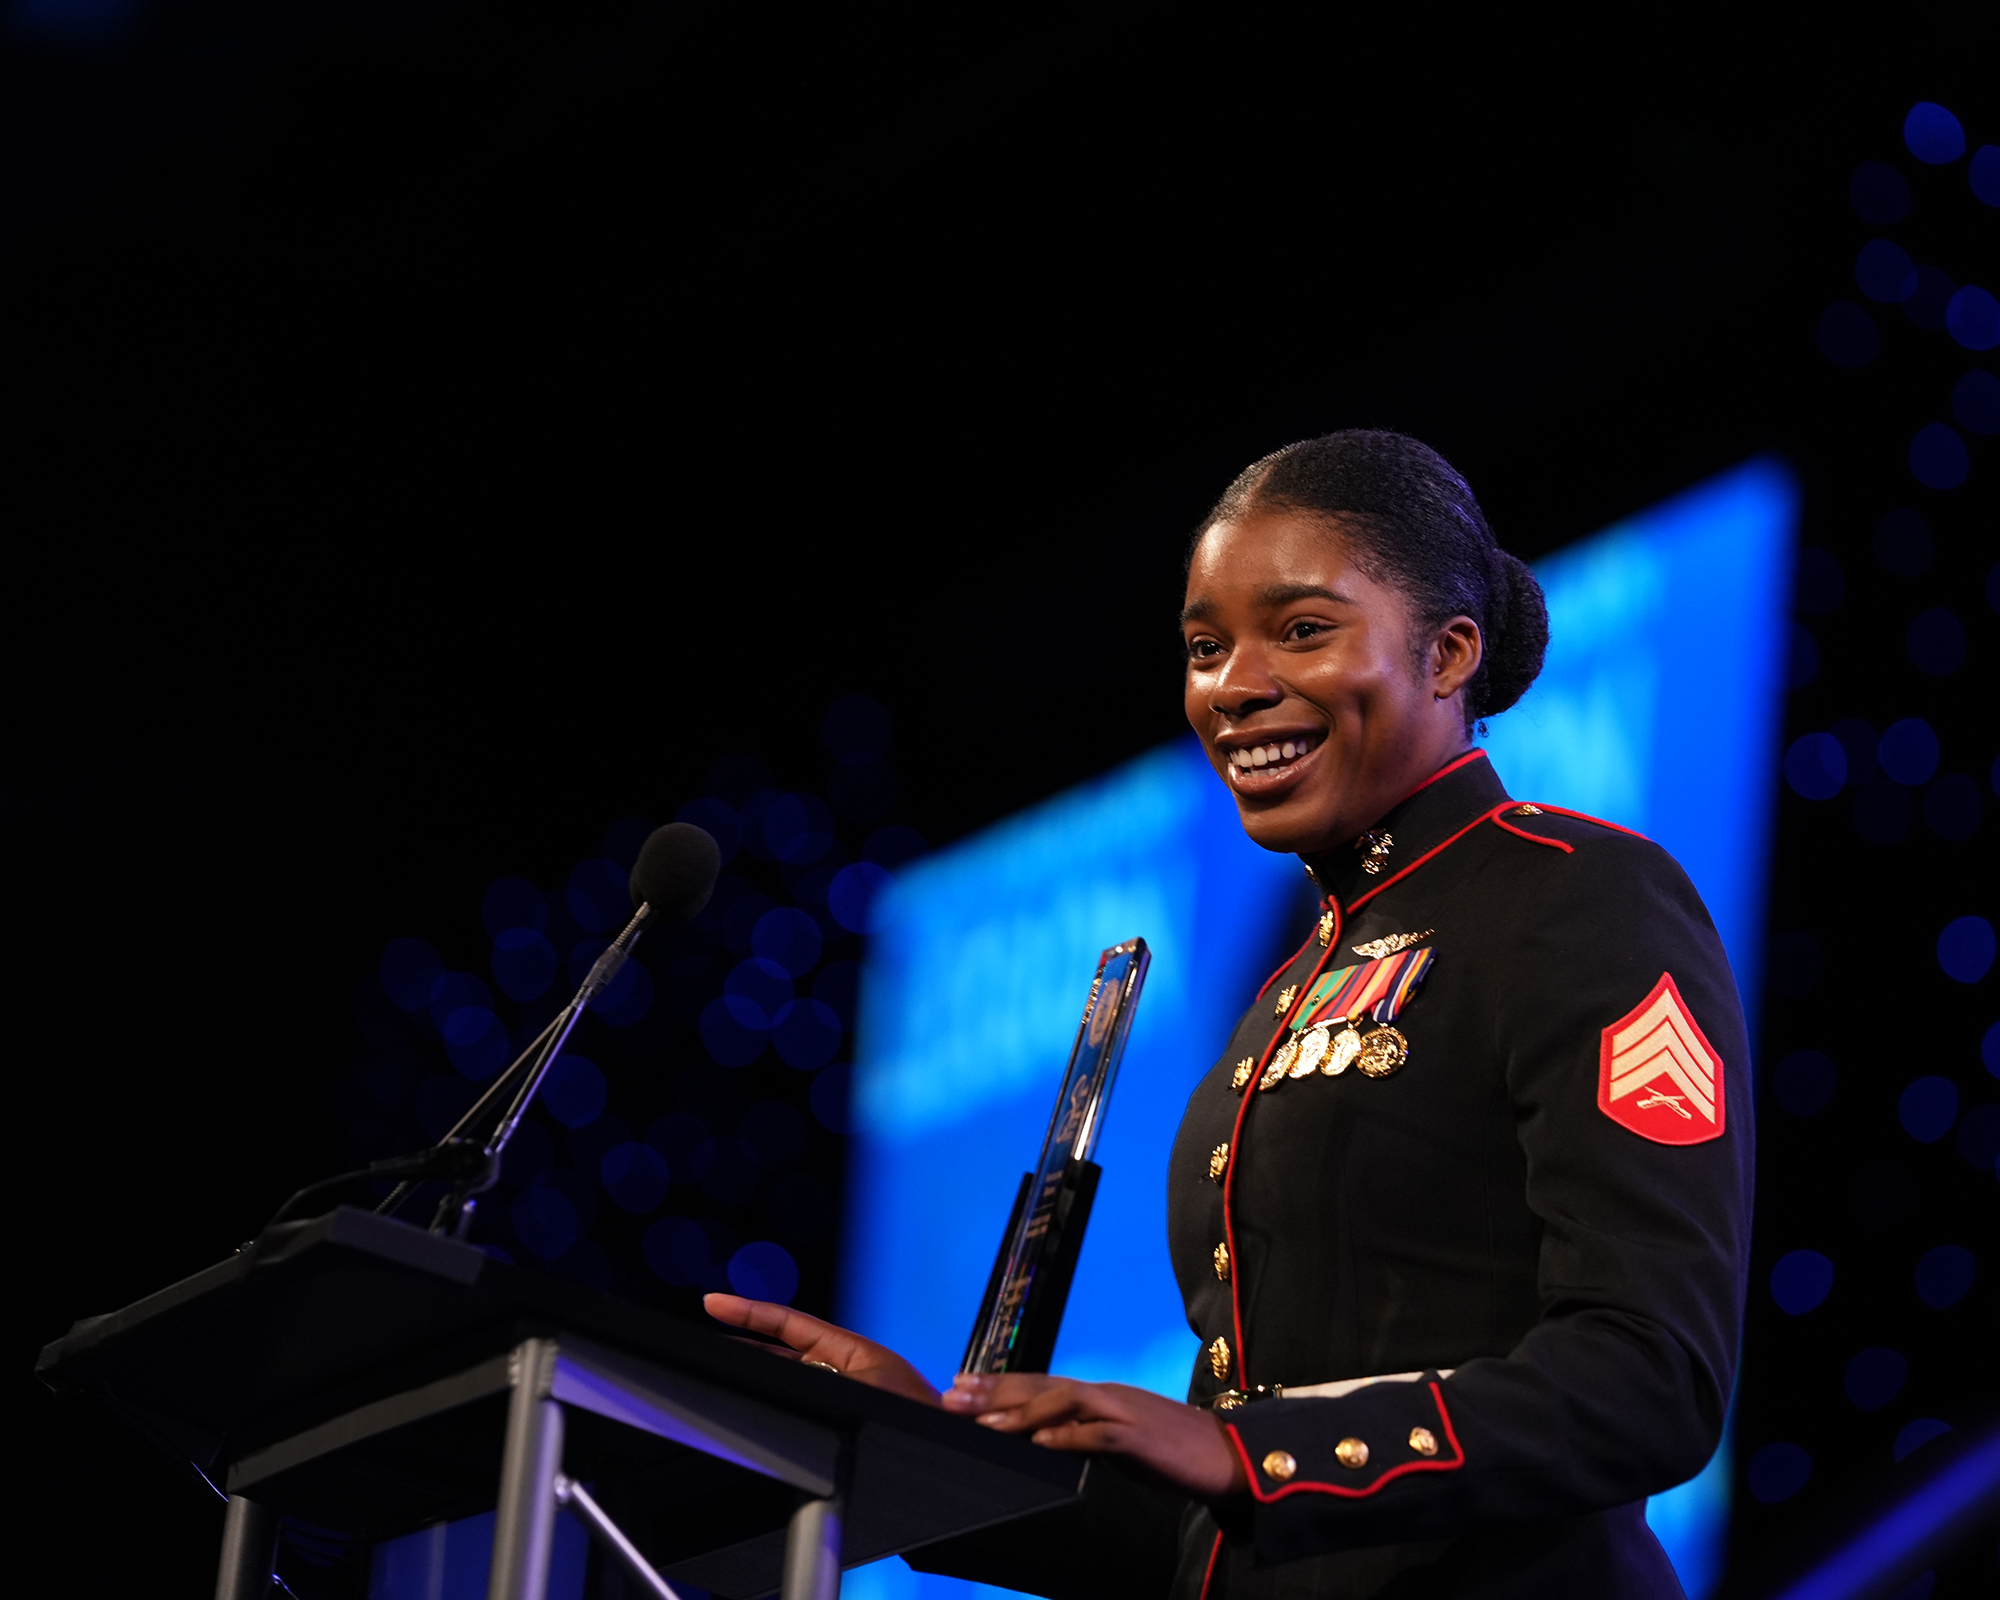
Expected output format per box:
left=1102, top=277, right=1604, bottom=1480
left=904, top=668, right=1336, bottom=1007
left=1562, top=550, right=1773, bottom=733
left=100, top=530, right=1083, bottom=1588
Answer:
left=1432, top=615, right=1483, bottom=700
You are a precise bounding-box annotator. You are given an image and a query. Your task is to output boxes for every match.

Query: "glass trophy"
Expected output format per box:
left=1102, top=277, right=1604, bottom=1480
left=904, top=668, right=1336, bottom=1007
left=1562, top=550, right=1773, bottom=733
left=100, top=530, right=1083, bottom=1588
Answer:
left=961, top=937, right=1150, bottom=1375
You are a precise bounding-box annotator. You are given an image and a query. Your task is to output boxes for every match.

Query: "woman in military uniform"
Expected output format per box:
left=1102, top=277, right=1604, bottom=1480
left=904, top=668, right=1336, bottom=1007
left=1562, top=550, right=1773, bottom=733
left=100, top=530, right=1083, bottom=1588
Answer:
left=709, top=430, right=1753, bottom=1599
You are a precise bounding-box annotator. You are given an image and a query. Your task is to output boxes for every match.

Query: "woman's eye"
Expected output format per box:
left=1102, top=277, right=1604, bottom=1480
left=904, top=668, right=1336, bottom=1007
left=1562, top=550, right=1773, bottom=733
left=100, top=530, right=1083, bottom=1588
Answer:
left=1287, top=620, right=1327, bottom=642
left=1186, top=638, right=1223, bottom=661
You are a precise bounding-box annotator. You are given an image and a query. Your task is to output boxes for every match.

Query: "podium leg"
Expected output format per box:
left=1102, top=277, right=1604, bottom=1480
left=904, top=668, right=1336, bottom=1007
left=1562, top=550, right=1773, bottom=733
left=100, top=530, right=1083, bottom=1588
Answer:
left=488, top=1382, right=566, bottom=1600
left=214, top=1494, right=277, bottom=1600
left=780, top=1495, right=842, bottom=1600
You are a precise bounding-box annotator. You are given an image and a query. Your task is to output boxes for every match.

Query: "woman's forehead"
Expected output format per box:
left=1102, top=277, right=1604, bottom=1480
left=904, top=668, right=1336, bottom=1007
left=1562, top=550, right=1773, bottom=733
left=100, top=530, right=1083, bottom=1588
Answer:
left=1187, top=509, right=1361, bottom=590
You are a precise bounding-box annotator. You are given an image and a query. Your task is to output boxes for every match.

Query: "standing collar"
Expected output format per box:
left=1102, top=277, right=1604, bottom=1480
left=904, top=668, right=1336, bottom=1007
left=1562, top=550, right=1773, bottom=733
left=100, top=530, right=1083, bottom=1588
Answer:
left=1299, top=749, right=1509, bottom=909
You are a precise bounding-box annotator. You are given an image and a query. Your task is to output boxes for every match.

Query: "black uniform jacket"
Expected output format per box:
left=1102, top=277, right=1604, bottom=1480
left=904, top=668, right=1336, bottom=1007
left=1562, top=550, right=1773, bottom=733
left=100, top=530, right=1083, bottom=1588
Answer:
left=907, top=752, right=1754, bottom=1599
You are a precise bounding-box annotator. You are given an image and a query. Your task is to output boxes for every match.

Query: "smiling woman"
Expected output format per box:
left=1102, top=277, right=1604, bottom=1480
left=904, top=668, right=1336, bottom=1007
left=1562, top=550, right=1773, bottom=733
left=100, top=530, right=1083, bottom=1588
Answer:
left=708, top=431, right=1752, bottom=1600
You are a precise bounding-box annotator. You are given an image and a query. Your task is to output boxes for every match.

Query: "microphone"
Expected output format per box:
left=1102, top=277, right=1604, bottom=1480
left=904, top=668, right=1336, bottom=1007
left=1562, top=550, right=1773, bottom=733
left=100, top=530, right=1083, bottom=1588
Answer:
left=307, top=821, right=724, bottom=1239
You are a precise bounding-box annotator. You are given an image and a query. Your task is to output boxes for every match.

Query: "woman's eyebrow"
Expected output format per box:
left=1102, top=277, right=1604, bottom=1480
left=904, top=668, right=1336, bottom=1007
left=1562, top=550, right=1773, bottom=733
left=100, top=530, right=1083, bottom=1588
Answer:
left=1256, top=582, right=1354, bottom=608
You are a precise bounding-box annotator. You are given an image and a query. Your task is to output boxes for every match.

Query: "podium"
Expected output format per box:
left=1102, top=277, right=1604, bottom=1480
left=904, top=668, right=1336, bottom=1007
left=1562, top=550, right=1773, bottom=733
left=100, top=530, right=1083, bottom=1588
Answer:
left=34, top=1207, right=1085, bottom=1599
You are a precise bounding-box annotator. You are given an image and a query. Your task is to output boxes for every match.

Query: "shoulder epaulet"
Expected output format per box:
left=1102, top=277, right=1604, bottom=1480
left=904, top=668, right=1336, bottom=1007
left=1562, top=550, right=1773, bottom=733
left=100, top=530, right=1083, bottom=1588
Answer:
left=1487, top=802, right=1649, bottom=855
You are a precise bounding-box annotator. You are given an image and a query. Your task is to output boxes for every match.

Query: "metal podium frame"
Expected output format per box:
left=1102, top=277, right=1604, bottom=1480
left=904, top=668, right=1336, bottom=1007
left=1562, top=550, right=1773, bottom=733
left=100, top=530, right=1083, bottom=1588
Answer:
left=214, top=1331, right=848, bottom=1600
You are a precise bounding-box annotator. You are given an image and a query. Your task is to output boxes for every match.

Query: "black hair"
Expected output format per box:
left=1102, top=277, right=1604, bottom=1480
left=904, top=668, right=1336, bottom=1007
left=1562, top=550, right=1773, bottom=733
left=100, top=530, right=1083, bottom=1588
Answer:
left=1189, top=429, right=1549, bottom=722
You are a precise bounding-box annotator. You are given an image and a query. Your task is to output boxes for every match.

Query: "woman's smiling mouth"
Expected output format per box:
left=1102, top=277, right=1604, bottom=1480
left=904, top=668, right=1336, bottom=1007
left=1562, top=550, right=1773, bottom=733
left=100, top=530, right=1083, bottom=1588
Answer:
left=1220, top=729, right=1326, bottom=793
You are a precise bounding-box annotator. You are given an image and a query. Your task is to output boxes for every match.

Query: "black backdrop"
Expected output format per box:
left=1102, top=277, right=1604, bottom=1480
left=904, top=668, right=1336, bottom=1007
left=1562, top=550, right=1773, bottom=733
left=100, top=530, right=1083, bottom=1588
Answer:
left=4, top=6, right=1995, bottom=1595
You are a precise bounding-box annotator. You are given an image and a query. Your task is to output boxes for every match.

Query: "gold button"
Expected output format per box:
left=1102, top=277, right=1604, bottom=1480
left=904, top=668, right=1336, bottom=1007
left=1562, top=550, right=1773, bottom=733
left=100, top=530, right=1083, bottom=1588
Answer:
left=1316, top=911, right=1336, bottom=947
left=1261, top=1450, right=1297, bottom=1482
left=1408, top=1426, right=1438, bottom=1457
left=1273, top=985, right=1298, bottom=1017
left=1334, top=1436, right=1369, bottom=1470
left=1513, top=804, right=1543, bottom=815
left=1207, top=1336, right=1231, bottom=1379
left=1230, top=1058, right=1254, bottom=1092
left=1213, top=1390, right=1245, bottom=1411
left=1213, top=1241, right=1230, bottom=1281
left=1208, top=1142, right=1229, bottom=1182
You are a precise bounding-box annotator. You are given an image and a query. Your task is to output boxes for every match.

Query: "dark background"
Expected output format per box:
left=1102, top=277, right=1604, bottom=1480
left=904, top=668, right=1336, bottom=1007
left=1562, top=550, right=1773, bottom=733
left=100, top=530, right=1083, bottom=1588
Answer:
left=4, top=4, right=1996, bottom=1595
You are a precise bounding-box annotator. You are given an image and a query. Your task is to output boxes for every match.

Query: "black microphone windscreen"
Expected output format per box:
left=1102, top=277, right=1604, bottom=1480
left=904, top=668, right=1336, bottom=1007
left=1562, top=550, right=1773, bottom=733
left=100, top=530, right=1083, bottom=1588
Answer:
left=631, top=822, right=721, bottom=922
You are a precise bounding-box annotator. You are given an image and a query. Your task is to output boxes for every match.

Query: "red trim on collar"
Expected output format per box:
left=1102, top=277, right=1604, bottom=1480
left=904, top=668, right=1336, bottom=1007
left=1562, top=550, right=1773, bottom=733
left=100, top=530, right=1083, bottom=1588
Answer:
left=1400, top=747, right=1488, bottom=800
left=1196, top=1529, right=1224, bottom=1600
left=1224, top=1380, right=1465, bottom=1502
left=1344, top=808, right=1495, bottom=915
left=1491, top=812, right=1574, bottom=852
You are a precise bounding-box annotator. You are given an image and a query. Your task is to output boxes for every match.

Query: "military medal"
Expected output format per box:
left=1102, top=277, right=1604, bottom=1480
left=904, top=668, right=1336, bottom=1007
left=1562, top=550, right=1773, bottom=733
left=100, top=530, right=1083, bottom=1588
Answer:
left=1291, top=1023, right=1331, bottom=1076
left=1356, top=1025, right=1408, bottom=1077
left=1323, top=1020, right=1362, bottom=1075
left=1260, top=1035, right=1299, bottom=1089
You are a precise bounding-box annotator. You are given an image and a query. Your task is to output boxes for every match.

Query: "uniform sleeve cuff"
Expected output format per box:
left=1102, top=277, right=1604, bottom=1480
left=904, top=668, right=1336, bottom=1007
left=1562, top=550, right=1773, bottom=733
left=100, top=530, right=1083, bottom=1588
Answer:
left=1223, top=1373, right=1464, bottom=1501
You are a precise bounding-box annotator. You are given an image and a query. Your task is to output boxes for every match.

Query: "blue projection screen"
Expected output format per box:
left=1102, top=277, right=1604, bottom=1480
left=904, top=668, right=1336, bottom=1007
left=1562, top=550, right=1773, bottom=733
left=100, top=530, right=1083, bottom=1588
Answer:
left=839, top=458, right=1795, bottom=1600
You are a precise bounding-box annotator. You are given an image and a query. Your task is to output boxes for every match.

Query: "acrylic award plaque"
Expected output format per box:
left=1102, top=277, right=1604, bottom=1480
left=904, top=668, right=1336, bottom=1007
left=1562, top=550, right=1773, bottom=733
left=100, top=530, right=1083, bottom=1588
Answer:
left=961, top=937, right=1150, bottom=1376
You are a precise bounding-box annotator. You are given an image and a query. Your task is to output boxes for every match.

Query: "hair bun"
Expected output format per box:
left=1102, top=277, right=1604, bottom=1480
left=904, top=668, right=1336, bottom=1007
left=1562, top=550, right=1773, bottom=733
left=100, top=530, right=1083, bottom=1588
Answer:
left=1476, top=550, right=1548, bottom=718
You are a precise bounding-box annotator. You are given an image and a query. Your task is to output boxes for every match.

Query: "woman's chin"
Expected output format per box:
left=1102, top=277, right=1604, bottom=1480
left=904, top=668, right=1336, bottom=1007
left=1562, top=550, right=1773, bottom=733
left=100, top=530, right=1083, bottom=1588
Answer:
left=1233, top=793, right=1340, bottom=858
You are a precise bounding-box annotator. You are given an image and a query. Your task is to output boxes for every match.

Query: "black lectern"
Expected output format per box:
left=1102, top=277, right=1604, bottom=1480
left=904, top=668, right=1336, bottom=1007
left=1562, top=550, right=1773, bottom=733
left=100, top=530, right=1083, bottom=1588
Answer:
left=35, top=1207, right=1084, bottom=1599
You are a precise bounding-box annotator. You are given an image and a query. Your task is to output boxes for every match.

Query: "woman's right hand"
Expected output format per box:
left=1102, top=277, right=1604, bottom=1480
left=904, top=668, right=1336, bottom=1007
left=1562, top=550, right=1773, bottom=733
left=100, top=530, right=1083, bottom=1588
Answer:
left=704, top=1293, right=942, bottom=1407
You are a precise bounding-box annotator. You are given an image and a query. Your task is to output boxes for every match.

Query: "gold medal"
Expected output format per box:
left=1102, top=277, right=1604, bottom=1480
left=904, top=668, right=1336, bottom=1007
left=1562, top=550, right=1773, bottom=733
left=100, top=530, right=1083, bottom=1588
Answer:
left=1356, top=1025, right=1408, bottom=1078
left=1260, top=1036, right=1298, bottom=1089
left=1324, top=1024, right=1362, bottom=1075
left=1291, top=1024, right=1330, bottom=1077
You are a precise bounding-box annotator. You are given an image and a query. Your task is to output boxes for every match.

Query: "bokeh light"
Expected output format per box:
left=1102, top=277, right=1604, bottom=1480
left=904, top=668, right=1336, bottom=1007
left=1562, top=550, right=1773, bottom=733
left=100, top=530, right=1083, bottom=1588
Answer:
left=698, top=996, right=766, bottom=1067
left=1893, top=1420, right=1953, bottom=1463
left=1973, top=145, right=2000, bottom=207
left=1878, top=719, right=1940, bottom=784
left=1911, top=1244, right=1975, bottom=1309
left=1855, top=239, right=1914, bottom=303
left=1748, top=1443, right=1812, bottom=1504
left=642, top=1216, right=712, bottom=1286
left=828, top=861, right=892, bottom=931
left=540, top=1053, right=608, bottom=1129
left=724, top=957, right=794, bottom=1030
left=1784, top=732, right=1846, bottom=799
left=761, top=792, right=836, bottom=864
left=1936, top=915, right=1996, bottom=983
left=728, top=1241, right=800, bottom=1303
left=1772, top=1050, right=1837, bottom=1117
left=491, top=926, right=557, bottom=1002
left=566, top=858, right=632, bottom=933
left=1906, top=606, right=1967, bottom=672
left=1843, top=1346, right=1907, bottom=1410
left=1829, top=718, right=1878, bottom=782
left=1897, top=1076, right=1959, bottom=1143
left=1984, top=1021, right=2000, bottom=1079
left=599, top=1141, right=671, bottom=1215
left=1770, top=1250, right=1835, bottom=1315
left=1849, top=161, right=1912, bottom=224
left=752, top=907, right=823, bottom=977
left=1946, top=286, right=2000, bottom=351
left=1903, top=102, right=1966, bottom=165
left=1906, top=424, right=1968, bottom=490
left=1952, top=368, right=2000, bottom=433
left=380, top=937, right=444, bottom=1012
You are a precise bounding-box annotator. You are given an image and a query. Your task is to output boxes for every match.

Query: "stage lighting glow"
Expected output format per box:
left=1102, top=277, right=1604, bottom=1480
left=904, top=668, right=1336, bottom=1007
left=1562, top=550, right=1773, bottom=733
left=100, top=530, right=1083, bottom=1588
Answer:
left=1936, top=916, right=1996, bottom=983
left=840, top=459, right=1795, bottom=1600
left=1770, top=1250, right=1836, bottom=1315
left=1844, top=1347, right=1908, bottom=1411
left=1903, top=103, right=1966, bottom=166
left=1946, top=285, right=2000, bottom=350
left=1893, top=1419, right=1952, bottom=1462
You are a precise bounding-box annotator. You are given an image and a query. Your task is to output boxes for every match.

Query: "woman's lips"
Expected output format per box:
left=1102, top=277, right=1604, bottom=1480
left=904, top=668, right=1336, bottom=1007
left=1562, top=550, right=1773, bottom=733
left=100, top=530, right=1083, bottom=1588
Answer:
left=1222, top=731, right=1325, bottom=796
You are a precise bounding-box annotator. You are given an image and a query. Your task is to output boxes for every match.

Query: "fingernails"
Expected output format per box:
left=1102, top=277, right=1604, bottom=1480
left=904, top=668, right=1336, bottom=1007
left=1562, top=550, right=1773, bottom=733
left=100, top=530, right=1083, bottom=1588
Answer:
left=1031, top=1429, right=1054, bottom=1444
left=976, top=1412, right=1008, bottom=1427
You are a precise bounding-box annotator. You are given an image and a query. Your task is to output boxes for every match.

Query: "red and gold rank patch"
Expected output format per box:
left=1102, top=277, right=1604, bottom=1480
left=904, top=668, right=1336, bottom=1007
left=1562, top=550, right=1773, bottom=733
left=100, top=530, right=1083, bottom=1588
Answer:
left=1597, top=972, right=1724, bottom=1145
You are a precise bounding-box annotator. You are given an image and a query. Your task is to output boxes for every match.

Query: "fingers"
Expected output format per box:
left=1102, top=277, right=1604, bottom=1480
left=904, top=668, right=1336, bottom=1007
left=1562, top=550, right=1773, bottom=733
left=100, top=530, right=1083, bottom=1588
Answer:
left=946, top=1376, right=1137, bottom=1435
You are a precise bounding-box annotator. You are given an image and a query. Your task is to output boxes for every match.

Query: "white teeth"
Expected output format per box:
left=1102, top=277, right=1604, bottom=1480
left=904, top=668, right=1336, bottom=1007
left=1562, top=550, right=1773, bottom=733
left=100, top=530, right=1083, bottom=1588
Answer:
left=1282, top=741, right=1297, bottom=759
left=1250, top=747, right=1268, bottom=767
left=1266, top=744, right=1281, bottom=762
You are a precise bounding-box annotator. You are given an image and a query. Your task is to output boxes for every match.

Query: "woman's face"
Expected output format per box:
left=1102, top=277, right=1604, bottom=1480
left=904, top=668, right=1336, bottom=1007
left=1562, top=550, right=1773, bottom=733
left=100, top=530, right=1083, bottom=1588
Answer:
left=1182, top=508, right=1482, bottom=857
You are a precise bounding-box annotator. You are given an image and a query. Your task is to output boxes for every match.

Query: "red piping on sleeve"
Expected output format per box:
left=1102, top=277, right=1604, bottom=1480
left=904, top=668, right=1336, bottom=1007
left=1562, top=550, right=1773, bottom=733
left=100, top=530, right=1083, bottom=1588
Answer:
left=1225, top=1380, right=1465, bottom=1502
left=1196, top=1529, right=1224, bottom=1600
left=1223, top=898, right=1342, bottom=1384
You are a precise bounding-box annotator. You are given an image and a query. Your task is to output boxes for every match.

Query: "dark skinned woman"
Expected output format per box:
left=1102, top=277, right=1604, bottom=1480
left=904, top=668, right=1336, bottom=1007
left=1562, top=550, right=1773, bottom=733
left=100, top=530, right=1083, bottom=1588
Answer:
left=709, top=431, right=1753, bottom=1600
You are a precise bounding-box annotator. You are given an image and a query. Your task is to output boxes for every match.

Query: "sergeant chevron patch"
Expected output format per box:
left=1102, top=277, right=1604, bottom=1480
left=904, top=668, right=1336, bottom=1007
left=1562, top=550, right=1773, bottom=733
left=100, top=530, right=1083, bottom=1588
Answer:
left=1598, top=972, right=1725, bottom=1145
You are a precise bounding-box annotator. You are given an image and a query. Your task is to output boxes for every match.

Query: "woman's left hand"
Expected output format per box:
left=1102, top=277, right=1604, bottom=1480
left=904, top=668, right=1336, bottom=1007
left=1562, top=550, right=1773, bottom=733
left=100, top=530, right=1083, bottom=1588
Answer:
left=942, top=1373, right=1249, bottom=1500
